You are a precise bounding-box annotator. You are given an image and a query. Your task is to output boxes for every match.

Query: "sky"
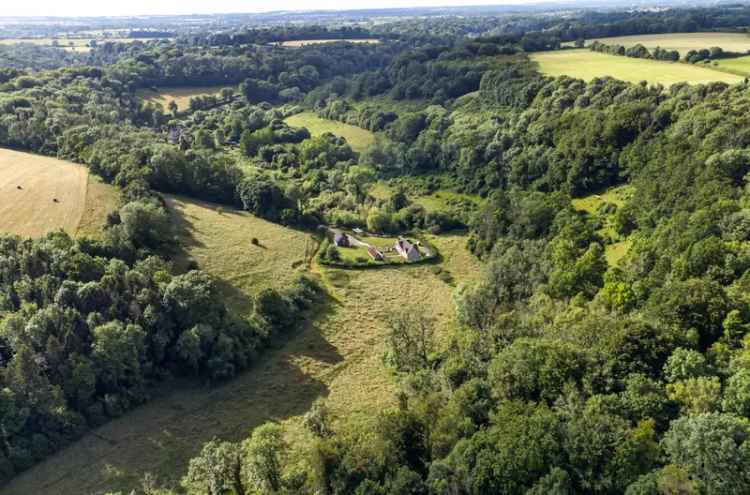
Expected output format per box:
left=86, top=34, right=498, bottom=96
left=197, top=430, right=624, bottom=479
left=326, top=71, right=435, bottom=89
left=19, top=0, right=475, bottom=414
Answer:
left=1, top=0, right=537, bottom=18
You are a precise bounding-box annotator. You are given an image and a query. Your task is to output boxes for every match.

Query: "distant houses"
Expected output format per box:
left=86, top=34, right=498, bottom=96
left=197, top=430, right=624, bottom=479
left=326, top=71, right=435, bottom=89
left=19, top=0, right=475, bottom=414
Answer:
left=394, top=238, right=421, bottom=262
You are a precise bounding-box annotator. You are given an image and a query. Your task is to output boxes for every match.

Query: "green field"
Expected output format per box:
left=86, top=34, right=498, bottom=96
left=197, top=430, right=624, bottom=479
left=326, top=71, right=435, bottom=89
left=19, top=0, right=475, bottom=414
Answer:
left=532, top=49, right=744, bottom=86
left=284, top=112, right=377, bottom=152
left=136, top=86, right=227, bottom=112
left=2, top=192, right=479, bottom=494
left=587, top=32, right=750, bottom=56
left=715, top=55, right=750, bottom=76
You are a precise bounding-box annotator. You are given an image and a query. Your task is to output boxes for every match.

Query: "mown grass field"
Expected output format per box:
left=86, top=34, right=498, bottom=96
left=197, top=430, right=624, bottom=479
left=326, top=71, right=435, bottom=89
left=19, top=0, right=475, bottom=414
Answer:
left=2, top=194, right=480, bottom=494
left=0, top=149, right=89, bottom=238
left=285, top=112, right=377, bottom=152
left=136, top=86, right=226, bottom=112
left=531, top=48, right=743, bottom=86
left=278, top=39, right=380, bottom=47
left=0, top=149, right=119, bottom=239
left=531, top=49, right=744, bottom=86
left=587, top=32, right=750, bottom=56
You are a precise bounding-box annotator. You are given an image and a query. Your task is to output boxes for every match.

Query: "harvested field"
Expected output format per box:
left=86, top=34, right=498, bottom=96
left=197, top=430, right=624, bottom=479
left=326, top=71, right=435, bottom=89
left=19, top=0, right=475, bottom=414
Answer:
left=0, top=149, right=89, bottom=238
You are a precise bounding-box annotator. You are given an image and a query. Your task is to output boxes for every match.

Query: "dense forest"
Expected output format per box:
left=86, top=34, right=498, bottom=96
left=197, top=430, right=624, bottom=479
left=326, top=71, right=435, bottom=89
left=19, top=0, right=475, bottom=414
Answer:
left=1, top=3, right=750, bottom=495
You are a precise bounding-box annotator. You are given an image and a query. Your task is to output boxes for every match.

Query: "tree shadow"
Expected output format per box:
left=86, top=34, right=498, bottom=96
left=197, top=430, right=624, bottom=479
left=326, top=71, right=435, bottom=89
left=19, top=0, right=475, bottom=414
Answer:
left=4, top=295, right=344, bottom=495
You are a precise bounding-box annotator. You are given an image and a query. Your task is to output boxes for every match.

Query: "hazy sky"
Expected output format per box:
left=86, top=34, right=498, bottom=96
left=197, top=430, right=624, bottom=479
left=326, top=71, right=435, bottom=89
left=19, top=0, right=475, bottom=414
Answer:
left=2, top=0, right=534, bottom=17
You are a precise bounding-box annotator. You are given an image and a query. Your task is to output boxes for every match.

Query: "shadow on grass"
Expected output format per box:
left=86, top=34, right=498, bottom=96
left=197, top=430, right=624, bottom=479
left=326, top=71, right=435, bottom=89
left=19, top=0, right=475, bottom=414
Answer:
left=4, top=288, right=344, bottom=495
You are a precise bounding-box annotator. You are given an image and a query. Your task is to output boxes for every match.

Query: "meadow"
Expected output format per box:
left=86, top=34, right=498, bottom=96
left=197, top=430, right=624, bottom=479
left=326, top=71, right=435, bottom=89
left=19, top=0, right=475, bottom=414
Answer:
left=586, top=32, right=750, bottom=56
left=531, top=49, right=744, bottom=86
left=2, top=193, right=479, bottom=494
left=715, top=55, right=750, bottom=76
left=285, top=111, right=377, bottom=152
left=136, top=86, right=226, bottom=112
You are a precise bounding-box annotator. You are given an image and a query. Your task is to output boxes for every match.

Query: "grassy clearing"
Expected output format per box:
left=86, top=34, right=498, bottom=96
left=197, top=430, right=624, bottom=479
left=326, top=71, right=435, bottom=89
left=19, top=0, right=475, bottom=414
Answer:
left=75, top=175, right=120, bottom=240
left=278, top=39, right=380, bottom=47
left=166, top=195, right=313, bottom=315
left=285, top=112, right=376, bottom=153
left=137, top=86, right=226, bottom=112
left=0, top=148, right=89, bottom=238
left=531, top=49, right=744, bottom=86
left=586, top=32, right=750, bottom=57
left=572, top=185, right=634, bottom=266
left=368, top=182, right=483, bottom=213
left=3, top=202, right=479, bottom=494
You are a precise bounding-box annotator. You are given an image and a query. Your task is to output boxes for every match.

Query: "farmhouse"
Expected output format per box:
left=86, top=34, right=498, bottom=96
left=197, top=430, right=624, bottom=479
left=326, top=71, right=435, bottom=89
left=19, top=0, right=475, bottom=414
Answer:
left=394, top=238, right=421, bottom=262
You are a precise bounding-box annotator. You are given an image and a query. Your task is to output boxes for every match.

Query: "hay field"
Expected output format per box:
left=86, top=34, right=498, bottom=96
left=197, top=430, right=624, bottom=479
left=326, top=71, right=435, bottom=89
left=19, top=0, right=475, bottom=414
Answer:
left=137, top=86, right=226, bottom=112
left=531, top=49, right=744, bottom=86
left=2, top=196, right=480, bottom=494
left=0, top=149, right=91, bottom=238
left=278, top=39, right=380, bottom=47
left=285, top=112, right=377, bottom=152
left=587, top=32, right=750, bottom=56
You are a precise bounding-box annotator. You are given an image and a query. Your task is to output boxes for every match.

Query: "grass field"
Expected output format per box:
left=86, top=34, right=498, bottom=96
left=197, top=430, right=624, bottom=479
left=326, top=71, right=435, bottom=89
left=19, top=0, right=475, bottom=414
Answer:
left=532, top=49, right=744, bottom=86
left=587, top=32, right=750, bottom=56
left=137, top=86, right=226, bottom=112
left=2, top=194, right=480, bottom=494
left=167, top=195, right=313, bottom=315
left=75, top=175, right=120, bottom=239
left=285, top=112, right=377, bottom=152
left=715, top=55, right=750, bottom=76
left=278, top=39, right=380, bottom=47
left=0, top=149, right=89, bottom=238
left=0, top=37, right=164, bottom=53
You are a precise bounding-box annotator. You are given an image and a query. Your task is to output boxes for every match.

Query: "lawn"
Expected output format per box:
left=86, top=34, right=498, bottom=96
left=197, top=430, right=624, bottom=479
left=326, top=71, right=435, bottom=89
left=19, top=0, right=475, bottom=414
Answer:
left=531, top=49, right=744, bottom=86
left=586, top=32, right=750, bottom=57
left=278, top=39, right=380, bottom=47
left=0, top=148, right=90, bottom=238
left=3, top=217, right=480, bottom=494
left=136, top=86, right=227, bottom=112
left=284, top=112, right=377, bottom=152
